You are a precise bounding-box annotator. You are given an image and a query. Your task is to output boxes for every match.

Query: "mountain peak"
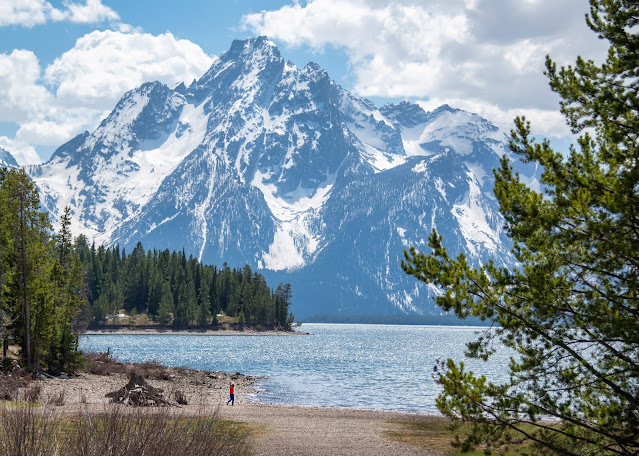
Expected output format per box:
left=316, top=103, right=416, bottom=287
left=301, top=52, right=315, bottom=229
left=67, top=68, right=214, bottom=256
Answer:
left=26, top=36, right=532, bottom=319
left=431, top=104, right=458, bottom=114
left=380, top=101, right=429, bottom=128
left=193, top=36, right=284, bottom=95
left=0, top=147, right=19, bottom=168
left=48, top=131, right=90, bottom=163
left=225, top=36, right=280, bottom=61
left=302, top=61, right=331, bottom=84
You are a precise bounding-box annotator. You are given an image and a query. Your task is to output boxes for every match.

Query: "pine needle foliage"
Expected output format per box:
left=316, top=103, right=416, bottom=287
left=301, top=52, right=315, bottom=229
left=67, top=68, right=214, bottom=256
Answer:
left=402, top=1, right=639, bottom=454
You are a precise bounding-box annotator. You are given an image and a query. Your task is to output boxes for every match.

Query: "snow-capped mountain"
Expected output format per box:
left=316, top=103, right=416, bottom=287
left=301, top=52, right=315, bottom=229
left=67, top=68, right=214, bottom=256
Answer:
left=0, top=148, right=19, bottom=168
left=28, top=37, right=535, bottom=318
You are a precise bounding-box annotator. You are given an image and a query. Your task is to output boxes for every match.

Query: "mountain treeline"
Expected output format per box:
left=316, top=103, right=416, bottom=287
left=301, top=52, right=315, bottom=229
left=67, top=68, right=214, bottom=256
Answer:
left=1, top=167, right=293, bottom=373
left=77, top=239, right=294, bottom=331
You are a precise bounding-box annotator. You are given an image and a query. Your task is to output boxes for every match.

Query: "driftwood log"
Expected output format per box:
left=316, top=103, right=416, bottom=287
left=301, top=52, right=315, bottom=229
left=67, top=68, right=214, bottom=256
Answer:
left=106, top=373, right=173, bottom=406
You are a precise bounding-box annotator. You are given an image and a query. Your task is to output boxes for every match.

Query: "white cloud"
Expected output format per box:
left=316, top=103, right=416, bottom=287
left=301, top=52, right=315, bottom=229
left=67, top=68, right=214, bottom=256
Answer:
left=243, top=0, right=608, bottom=139
left=16, top=110, right=102, bottom=146
left=0, top=0, right=121, bottom=27
left=0, top=50, right=55, bottom=123
left=55, top=0, right=119, bottom=24
left=0, top=0, right=50, bottom=27
left=1, top=31, right=214, bottom=159
left=0, top=136, right=41, bottom=166
left=45, top=31, right=215, bottom=110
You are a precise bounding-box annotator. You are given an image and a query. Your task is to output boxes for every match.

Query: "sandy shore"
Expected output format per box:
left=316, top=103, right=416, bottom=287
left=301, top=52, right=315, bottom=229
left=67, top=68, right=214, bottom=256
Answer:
left=33, top=368, right=444, bottom=455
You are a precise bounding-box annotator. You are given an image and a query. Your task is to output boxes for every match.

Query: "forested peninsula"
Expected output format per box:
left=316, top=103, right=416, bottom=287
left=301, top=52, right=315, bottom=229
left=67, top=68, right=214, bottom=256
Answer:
left=0, top=168, right=294, bottom=374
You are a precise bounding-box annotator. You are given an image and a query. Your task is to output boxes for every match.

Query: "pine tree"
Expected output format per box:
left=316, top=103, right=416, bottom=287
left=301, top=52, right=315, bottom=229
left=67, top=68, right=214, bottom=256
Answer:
left=275, top=283, right=292, bottom=328
left=197, top=269, right=212, bottom=326
left=403, top=1, right=639, bottom=453
left=146, top=266, right=162, bottom=317
left=72, top=240, right=294, bottom=332
left=157, top=281, right=173, bottom=326
left=0, top=169, right=54, bottom=372
left=236, top=309, right=245, bottom=329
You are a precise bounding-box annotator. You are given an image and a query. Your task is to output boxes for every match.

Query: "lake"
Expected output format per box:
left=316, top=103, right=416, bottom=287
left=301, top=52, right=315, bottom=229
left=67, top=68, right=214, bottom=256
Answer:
left=79, top=323, right=511, bottom=414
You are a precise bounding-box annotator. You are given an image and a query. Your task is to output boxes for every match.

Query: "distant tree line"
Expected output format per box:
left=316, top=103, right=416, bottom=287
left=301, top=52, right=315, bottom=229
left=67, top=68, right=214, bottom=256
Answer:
left=1, top=167, right=294, bottom=373
left=76, top=239, right=294, bottom=330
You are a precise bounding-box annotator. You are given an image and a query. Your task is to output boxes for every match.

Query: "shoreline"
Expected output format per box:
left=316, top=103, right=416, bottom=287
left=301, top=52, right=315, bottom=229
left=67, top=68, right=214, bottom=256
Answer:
left=30, top=366, right=443, bottom=455
left=83, top=327, right=308, bottom=336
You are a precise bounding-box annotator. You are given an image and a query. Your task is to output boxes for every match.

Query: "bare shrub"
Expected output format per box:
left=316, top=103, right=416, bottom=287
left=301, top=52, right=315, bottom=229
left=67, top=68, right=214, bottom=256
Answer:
left=84, top=351, right=129, bottom=376
left=0, top=403, right=58, bottom=456
left=0, top=373, right=31, bottom=401
left=47, top=389, right=66, bottom=406
left=25, top=382, right=42, bottom=403
left=134, top=360, right=170, bottom=380
left=0, top=397, right=250, bottom=455
left=174, top=390, right=187, bottom=405
left=83, top=352, right=170, bottom=380
left=63, top=405, right=250, bottom=456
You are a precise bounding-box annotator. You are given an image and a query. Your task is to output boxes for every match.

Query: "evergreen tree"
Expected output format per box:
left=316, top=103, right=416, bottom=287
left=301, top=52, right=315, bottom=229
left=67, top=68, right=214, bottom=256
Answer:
left=197, top=269, right=212, bottom=326
left=236, top=309, right=245, bottom=329
left=157, top=281, right=173, bottom=326
left=129, top=306, right=137, bottom=326
left=146, top=266, right=162, bottom=317
left=403, top=1, right=639, bottom=453
left=47, top=206, right=82, bottom=373
left=75, top=241, right=293, bottom=330
left=0, top=169, right=60, bottom=372
left=275, top=283, right=292, bottom=328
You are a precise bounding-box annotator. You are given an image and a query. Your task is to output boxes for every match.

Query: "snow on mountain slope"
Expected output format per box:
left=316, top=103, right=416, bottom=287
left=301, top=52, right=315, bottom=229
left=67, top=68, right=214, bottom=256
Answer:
left=252, top=168, right=334, bottom=270
left=0, top=148, right=19, bottom=168
left=452, top=171, right=503, bottom=257
left=31, top=82, right=207, bottom=244
left=28, top=36, right=538, bottom=317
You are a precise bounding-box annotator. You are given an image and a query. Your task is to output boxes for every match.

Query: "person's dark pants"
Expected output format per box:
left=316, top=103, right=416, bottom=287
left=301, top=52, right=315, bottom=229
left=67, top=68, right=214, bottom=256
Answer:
left=227, top=394, right=234, bottom=405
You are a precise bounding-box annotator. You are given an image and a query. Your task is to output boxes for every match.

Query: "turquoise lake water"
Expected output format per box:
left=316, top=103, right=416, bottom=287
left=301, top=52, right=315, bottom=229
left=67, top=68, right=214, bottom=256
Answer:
left=79, top=323, right=511, bottom=414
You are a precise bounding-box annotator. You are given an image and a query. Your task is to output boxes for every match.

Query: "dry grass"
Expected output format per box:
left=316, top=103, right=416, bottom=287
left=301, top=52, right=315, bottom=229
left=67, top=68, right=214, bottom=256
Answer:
left=1, top=352, right=252, bottom=455
left=384, top=417, right=457, bottom=455
left=385, top=418, right=535, bottom=455
left=0, top=402, right=251, bottom=456
left=0, top=371, right=32, bottom=401
left=47, top=389, right=66, bottom=406
left=0, top=403, right=58, bottom=456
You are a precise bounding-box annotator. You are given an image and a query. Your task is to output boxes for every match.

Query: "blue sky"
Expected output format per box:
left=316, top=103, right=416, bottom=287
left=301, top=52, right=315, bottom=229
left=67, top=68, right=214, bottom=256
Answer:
left=1, top=0, right=608, bottom=165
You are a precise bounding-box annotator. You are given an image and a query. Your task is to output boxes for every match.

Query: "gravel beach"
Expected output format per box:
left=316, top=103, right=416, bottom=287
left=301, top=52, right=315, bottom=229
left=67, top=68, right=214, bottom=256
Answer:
left=35, top=367, right=445, bottom=455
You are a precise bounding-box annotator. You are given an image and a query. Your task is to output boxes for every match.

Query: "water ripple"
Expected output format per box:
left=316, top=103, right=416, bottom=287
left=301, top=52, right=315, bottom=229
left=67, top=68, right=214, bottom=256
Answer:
left=79, top=323, right=510, bottom=414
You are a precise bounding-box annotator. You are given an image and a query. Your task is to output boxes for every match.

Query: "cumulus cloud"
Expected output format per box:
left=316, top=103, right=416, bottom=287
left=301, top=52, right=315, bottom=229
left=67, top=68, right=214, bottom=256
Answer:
left=0, top=136, right=41, bottom=166
left=53, top=0, right=119, bottom=24
left=0, top=0, right=121, bottom=27
left=45, top=30, right=215, bottom=110
left=0, top=31, right=214, bottom=159
left=0, top=0, right=51, bottom=27
left=0, top=50, right=55, bottom=123
left=243, top=0, right=608, bottom=139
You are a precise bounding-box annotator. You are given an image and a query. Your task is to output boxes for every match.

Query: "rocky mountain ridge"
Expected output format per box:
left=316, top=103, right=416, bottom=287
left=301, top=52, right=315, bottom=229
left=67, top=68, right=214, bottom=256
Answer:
left=0, top=148, right=19, bottom=168
left=27, top=37, right=536, bottom=318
